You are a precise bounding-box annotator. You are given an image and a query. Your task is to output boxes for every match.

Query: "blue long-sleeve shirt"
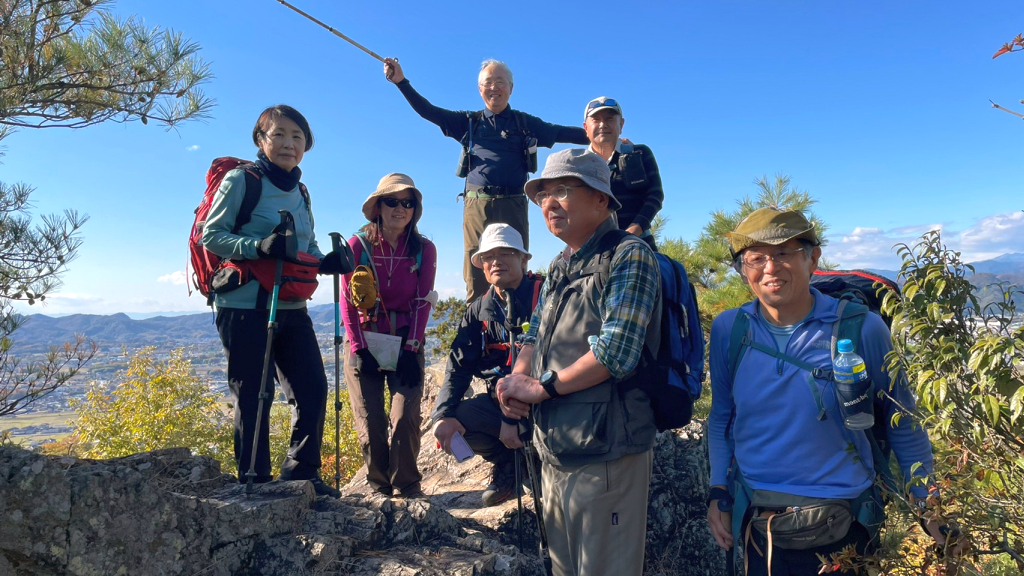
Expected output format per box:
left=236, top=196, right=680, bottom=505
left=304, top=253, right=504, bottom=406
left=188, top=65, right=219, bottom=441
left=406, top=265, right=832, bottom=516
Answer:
left=707, top=289, right=934, bottom=499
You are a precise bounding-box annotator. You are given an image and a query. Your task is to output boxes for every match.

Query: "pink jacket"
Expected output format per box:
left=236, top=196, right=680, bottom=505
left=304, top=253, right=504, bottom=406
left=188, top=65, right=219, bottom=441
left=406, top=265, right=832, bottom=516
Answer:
left=340, top=232, right=437, bottom=354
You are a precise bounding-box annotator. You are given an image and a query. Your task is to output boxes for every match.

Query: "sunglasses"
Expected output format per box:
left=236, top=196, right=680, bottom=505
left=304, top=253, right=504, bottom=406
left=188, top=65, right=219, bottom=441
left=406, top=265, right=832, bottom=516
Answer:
left=380, top=197, right=417, bottom=209
left=586, top=98, right=619, bottom=111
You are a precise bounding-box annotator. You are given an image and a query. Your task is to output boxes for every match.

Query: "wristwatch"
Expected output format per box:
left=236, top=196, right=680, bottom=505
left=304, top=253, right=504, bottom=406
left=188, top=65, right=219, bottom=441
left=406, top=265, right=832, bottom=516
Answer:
left=539, top=370, right=561, bottom=399
left=706, top=486, right=733, bottom=512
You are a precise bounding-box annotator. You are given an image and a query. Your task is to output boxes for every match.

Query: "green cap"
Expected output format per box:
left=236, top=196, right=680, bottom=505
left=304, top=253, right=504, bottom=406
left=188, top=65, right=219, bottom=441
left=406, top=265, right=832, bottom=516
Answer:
left=727, top=207, right=819, bottom=257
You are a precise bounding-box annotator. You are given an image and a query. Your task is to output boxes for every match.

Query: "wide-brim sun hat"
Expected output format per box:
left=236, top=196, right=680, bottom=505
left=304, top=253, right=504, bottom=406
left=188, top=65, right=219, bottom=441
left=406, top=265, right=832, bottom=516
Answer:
left=523, top=149, right=621, bottom=211
left=361, top=173, right=424, bottom=227
left=727, top=206, right=819, bottom=257
left=471, top=223, right=532, bottom=268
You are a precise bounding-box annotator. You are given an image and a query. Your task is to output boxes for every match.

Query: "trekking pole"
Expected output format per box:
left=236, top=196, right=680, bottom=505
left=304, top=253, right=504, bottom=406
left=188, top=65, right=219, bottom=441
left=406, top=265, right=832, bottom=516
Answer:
left=507, top=295, right=552, bottom=575
left=275, top=0, right=386, bottom=63
left=245, top=210, right=291, bottom=497
left=506, top=295, right=524, bottom=553
left=329, top=232, right=344, bottom=491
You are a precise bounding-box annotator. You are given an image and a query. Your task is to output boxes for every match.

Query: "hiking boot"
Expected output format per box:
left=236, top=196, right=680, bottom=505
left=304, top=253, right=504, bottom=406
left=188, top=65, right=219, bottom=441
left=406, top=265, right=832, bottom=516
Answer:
left=309, top=476, right=341, bottom=498
left=397, top=488, right=428, bottom=500
left=481, top=460, right=517, bottom=507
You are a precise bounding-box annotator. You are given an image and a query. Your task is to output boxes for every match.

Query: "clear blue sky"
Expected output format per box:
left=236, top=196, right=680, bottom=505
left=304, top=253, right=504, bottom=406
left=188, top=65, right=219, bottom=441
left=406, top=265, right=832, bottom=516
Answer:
left=6, top=0, right=1023, bottom=316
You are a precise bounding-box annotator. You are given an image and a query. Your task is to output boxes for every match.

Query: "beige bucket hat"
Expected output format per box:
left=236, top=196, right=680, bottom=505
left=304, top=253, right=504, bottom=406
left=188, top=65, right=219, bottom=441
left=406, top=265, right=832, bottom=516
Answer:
left=361, top=173, right=424, bottom=227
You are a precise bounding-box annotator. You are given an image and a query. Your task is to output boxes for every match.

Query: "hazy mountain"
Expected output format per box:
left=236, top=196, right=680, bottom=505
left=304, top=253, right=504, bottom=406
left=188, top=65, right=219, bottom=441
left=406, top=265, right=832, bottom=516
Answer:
left=9, top=253, right=1024, bottom=353
left=969, top=253, right=1024, bottom=275
left=9, top=305, right=339, bottom=354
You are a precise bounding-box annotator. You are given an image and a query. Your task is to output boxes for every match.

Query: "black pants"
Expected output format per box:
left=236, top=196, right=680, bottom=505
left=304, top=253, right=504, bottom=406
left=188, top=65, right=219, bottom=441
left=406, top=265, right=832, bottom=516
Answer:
left=743, top=520, right=871, bottom=576
left=216, top=307, right=328, bottom=482
left=454, top=393, right=514, bottom=466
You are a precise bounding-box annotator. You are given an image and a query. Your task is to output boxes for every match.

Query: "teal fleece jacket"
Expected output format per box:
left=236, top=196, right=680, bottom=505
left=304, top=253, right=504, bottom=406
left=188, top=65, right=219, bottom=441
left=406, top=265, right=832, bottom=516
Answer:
left=202, top=168, right=323, bottom=310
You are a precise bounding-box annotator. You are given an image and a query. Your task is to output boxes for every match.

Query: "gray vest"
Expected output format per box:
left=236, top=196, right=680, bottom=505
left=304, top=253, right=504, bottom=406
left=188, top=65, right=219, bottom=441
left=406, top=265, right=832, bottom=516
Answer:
left=531, top=218, right=659, bottom=467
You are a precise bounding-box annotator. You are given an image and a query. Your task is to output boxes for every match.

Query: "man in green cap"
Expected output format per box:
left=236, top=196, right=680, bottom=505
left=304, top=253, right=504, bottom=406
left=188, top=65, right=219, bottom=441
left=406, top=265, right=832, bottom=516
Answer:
left=705, top=207, right=946, bottom=574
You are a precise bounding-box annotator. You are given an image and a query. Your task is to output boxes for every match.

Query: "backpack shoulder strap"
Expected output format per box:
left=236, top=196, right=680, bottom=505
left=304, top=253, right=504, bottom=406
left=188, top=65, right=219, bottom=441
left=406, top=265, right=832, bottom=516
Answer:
left=232, top=166, right=263, bottom=234
left=355, top=233, right=380, bottom=286
left=510, top=109, right=531, bottom=138
left=830, top=299, right=897, bottom=496
left=531, top=274, right=543, bottom=311
left=726, top=310, right=753, bottom=383
left=832, top=299, right=869, bottom=358
left=579, top=228, right=631, bottom=279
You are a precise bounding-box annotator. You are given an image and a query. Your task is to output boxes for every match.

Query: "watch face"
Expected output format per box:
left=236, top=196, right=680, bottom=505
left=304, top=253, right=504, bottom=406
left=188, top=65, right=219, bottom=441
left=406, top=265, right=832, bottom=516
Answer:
left=541, top=370, right=555, bottom=385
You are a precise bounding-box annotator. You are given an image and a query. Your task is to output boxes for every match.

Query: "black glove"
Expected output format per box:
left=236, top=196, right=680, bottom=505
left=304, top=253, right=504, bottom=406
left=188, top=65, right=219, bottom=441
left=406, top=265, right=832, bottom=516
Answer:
left=397, top=349, right=423, bottom=387
left=354, top=348, right=380, bottom=375
left=319, top=245, right=355, bottom=275
left=256, top=232, right=289, bottom=259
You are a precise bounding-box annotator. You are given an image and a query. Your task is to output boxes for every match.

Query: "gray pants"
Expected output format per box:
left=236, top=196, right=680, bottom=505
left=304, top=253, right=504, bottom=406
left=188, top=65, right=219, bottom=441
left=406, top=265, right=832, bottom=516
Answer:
left=541, top=449, right=653, bottom=576
left=344, top=345, right=424, bottom=496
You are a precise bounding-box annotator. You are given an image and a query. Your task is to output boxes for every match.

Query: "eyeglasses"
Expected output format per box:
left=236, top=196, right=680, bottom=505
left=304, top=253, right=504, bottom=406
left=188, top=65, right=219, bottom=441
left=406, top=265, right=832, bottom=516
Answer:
left=480, top=79, right=508, bottom=89
left=586, top=98, right=619, bottom=112
left=479, top=249, right=521, bottom=264
left=534, top=185, right=585, bottom=206
left=381, top=197, right=416, bottom=209
left=740, top=246, right=809, bottom=270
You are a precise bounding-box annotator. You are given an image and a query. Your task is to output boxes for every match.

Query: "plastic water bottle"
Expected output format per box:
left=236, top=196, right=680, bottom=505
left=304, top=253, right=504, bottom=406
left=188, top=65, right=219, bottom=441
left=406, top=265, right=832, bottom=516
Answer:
left=832, top=339, right=875, bottom=430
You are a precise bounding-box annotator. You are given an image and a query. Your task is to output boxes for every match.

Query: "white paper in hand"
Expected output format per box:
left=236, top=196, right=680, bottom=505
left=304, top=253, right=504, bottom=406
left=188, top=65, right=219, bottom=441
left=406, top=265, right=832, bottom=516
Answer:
left=363, top=332, right=402, bottom=371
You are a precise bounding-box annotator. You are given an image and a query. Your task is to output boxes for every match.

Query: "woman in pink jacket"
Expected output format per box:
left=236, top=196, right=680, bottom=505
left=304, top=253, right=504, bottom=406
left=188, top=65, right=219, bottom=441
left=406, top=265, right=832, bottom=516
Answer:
left=341, top=173, right=436, bottom=498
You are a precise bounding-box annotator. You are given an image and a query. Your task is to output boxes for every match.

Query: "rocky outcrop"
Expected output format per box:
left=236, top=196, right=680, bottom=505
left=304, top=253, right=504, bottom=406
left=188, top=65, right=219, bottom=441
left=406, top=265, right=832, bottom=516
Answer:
left=0, top=446, right=541, bottom=575
left=0, top=364, right=724, bottom=575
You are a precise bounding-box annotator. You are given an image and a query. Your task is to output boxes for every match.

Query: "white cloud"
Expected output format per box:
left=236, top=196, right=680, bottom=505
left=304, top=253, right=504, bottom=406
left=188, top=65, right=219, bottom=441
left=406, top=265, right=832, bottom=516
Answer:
left=828, top=210, right=1024, bottom=270
left=828, top=227, right=927, bottom=270
left=158, top=271, right=187, bottom=285
left=186, top=145, right=200, bottom=152
left=958, top=211, right=1024, bottom=261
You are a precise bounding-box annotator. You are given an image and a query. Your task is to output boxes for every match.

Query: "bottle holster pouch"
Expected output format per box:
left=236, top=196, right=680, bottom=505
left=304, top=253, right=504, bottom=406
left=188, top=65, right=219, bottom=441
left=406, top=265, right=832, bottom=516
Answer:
left=524, top=136, right=538, bottom=173
left=618, top=150, right=648, bottom=190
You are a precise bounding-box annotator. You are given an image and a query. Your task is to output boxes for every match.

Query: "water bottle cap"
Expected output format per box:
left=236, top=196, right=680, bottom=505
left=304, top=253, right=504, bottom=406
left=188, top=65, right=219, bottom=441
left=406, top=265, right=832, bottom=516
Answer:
left=837, top=339, right=853, bottom=353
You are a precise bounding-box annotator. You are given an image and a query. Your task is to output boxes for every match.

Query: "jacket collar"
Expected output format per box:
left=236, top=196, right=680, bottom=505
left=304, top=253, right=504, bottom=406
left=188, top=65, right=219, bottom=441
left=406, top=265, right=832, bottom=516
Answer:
left=480, top=274, right=537, bottom=322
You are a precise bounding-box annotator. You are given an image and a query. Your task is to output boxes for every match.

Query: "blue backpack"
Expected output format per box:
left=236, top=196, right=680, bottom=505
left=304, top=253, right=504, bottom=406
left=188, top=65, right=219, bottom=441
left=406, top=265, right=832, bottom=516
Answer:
left=593, top=230, right=705, bottom=431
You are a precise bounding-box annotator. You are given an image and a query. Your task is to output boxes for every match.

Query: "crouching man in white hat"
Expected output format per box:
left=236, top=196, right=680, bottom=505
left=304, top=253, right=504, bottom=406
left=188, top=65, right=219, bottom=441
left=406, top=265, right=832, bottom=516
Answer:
left=431, top=223, right=544, bottom=506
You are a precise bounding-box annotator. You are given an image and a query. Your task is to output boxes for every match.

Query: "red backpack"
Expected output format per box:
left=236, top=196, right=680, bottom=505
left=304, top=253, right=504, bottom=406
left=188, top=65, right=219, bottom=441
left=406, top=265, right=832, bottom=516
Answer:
left=187, top=157, right=310, bottom=306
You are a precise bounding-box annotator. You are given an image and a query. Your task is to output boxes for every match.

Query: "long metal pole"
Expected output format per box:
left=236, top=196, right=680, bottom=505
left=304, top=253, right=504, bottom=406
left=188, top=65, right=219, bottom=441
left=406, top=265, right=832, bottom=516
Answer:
left=329, top=232, right=343, bottom=491
left=276, top=0, right=386, bottom=63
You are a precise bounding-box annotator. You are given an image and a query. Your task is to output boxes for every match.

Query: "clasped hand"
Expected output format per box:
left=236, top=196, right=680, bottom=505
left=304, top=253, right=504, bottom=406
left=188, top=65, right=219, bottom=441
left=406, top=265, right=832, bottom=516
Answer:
left=496, top=373, right=544, bottom=420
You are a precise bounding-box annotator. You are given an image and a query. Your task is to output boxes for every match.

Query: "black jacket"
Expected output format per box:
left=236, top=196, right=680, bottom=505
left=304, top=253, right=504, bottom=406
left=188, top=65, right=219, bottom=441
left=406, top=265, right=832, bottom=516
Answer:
left=430, top=274, right=542, bottom=422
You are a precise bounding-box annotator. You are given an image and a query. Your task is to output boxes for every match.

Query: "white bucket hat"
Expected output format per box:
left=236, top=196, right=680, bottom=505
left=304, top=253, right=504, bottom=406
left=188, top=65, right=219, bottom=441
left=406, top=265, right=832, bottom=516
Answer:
left=471, top=223, right=531, bottom=268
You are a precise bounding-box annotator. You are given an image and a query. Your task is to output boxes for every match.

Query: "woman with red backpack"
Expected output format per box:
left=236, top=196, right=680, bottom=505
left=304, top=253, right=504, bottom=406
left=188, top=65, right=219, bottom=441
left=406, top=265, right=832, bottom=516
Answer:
left=341, top=173, right=437, bottom=498
left=202, top=104, right=352, bottom=497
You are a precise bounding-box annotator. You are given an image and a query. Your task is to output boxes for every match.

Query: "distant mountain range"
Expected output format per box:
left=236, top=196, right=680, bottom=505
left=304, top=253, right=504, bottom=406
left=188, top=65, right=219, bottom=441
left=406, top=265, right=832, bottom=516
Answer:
left=9, top=305, right=339, bottom=354
left=9, top=254, right=1024, bottom=353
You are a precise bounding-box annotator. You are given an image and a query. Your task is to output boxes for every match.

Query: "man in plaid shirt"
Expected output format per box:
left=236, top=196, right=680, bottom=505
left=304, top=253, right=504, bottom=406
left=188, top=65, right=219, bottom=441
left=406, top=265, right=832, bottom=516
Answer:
left=496, top=149, right=660, bottom=576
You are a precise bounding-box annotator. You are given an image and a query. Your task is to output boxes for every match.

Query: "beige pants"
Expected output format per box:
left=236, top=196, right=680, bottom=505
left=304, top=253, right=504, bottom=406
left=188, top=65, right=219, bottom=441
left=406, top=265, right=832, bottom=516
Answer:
left=462, top=194, right=529, bottom=302
left=541, top=449, right=653, bottom=576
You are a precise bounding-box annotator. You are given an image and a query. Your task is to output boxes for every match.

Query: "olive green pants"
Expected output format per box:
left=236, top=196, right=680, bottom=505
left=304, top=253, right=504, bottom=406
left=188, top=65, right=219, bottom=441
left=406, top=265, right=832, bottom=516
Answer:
left=463, top=194, right=530, bottom=302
